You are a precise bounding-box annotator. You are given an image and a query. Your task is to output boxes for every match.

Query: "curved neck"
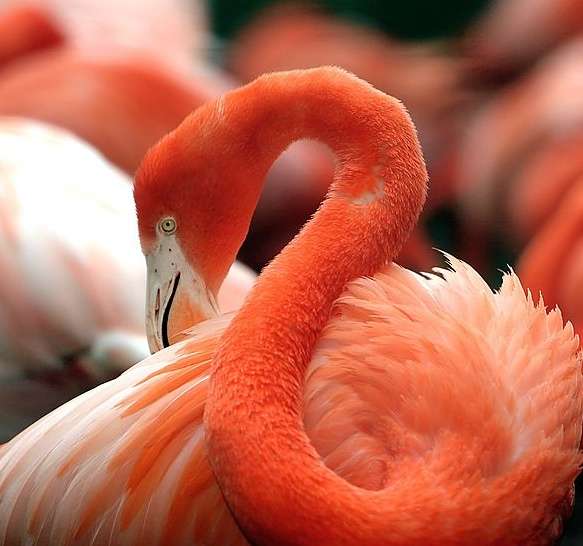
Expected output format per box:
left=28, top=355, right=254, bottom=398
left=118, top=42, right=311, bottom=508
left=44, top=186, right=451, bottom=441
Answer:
left=204, top=68, right=427, bottom=546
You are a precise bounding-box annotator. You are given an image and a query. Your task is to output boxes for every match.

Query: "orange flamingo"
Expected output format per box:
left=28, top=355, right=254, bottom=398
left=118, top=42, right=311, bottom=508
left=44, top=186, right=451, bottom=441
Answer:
left=0, top=68, right=580, bottom=546
left=518, top=179, right=583, bottom=336
left=0, top=117, right=253, bottom=442
left=0, top=0, right=212, bottom=176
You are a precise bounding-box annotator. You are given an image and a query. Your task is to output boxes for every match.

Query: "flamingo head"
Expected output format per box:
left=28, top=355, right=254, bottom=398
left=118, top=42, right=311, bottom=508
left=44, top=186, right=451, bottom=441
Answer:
left=133, top=101, right=261, bottom=352
left=136, top=209, right=220, bottom=353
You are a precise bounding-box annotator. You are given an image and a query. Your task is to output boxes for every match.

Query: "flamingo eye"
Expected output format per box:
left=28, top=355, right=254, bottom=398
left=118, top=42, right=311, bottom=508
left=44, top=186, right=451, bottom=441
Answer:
left=159, top=217, right=177, bottom=235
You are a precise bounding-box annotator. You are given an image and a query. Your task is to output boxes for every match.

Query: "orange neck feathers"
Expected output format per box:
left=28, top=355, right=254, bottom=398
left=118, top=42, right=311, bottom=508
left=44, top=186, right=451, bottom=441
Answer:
left=203, top=67, right=428, bottom=545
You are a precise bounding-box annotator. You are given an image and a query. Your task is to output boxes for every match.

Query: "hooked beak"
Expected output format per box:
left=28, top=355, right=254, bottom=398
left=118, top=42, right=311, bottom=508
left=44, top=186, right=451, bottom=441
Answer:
left=145, top=240, right=219, bottom=353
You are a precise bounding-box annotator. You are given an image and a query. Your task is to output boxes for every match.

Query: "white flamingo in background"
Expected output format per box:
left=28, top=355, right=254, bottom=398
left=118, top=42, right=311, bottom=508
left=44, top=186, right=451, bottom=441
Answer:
left=0, top=117, right=254, bottom=441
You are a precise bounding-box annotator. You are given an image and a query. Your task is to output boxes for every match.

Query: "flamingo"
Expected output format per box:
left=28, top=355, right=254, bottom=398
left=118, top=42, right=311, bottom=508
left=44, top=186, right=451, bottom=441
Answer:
left=0, top=67, right=580, bottom=546
left=0, top=0, right=205, bottom=68
left=0, top=0, right=216, bottom=176
left=465, top=0, right=583, bottom=76
left=456, top=38, right=583, bottom=240
left=518, top=179, right=583, bottom=336
left=0, top=4, right=63, bottom=69
left=0, top=49, right=235, bottom=174
left=508, top=132, right=583, bottom=243
left=0, top=117, right=253, bottom=442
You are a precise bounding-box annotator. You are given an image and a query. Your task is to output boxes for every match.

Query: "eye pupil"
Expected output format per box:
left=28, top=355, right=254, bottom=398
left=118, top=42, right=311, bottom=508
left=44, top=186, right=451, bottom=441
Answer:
left=159, top=217, right=176, bottom=234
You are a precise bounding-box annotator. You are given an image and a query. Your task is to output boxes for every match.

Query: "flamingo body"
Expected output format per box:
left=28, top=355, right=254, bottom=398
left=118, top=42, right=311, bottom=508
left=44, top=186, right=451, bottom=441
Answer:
left=0, top=118, right=146, bottom=372
left=0, top=258, right=578, bottom=545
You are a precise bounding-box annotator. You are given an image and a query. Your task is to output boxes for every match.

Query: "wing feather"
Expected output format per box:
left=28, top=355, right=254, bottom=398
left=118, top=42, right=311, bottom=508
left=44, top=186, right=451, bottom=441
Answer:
left=0, top=314, right=245, bottom=546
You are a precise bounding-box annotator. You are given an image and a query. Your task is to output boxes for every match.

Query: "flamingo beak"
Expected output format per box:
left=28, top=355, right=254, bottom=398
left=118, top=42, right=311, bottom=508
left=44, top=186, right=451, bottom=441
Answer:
left=145, top=239, right=219, bottom=353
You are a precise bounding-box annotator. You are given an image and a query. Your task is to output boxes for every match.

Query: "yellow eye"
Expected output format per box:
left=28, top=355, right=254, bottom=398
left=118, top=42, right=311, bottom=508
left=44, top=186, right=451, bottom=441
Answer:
left=159, top=217, right=177, bottom=235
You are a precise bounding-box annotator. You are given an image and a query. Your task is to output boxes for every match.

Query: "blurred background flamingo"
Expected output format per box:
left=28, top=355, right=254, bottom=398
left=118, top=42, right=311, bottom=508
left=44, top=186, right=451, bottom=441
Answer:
left=465, top=0, right=583, bottom=78
left=456, top=38, right=583, bottom=242
left=0, top=0, right=205, bottom=66
left=518, top=179, right=583, bottom=337
left=0, top=118, right=148, bottom=441
left=0, top=4, right=63, bottom=69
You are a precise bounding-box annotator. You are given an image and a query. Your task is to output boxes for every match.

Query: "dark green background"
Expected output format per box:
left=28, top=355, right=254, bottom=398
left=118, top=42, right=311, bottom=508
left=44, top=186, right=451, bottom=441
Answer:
left=209, top=0, right=491, bottom=42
